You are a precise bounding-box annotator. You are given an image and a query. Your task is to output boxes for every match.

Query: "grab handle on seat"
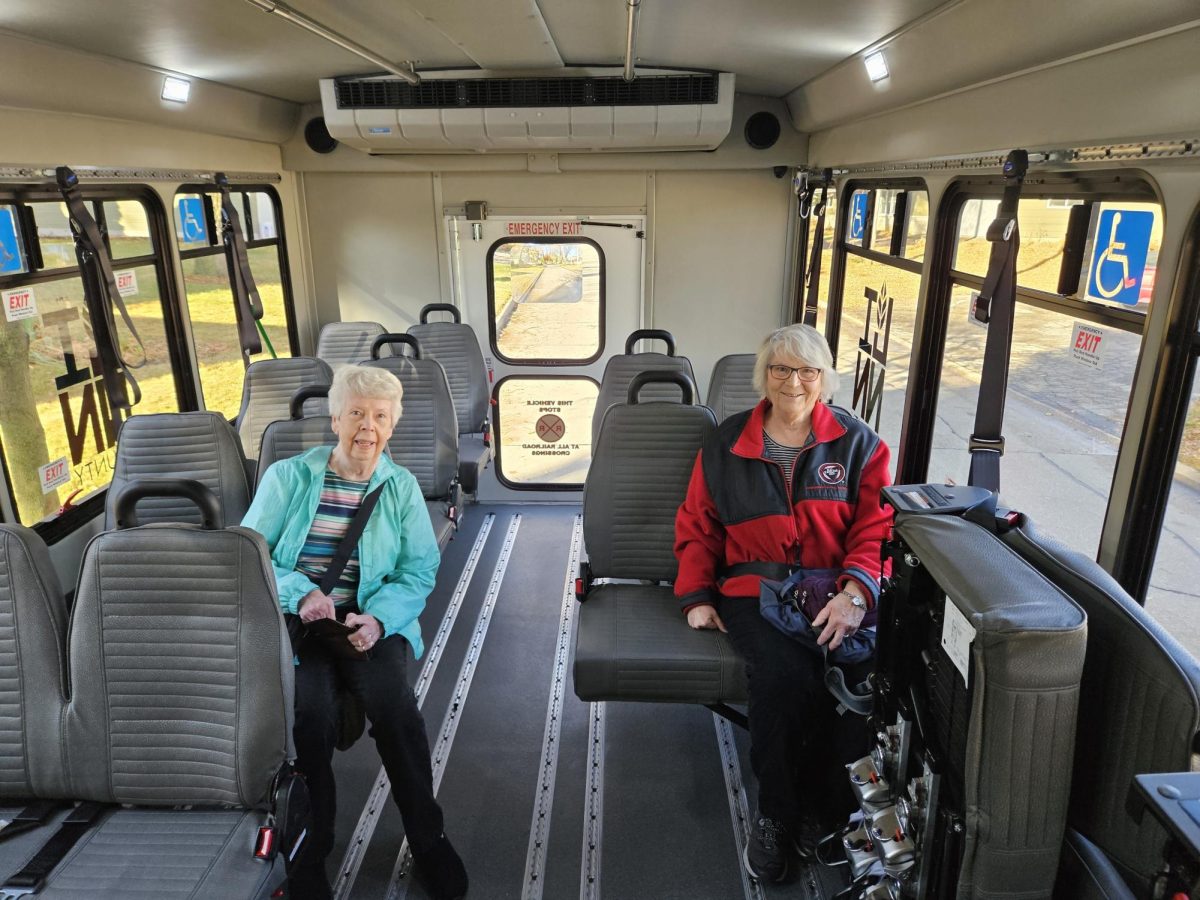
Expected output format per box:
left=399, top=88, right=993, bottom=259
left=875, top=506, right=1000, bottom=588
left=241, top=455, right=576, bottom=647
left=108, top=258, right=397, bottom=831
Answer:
left=290, top=385, right=330, bottom=420
left=113, top=479, right=224, bottom=530
left=419, top=303, right=460, bottom=324
left=624, top=329, right=675, bottom=356
left=628, top=370, right=695, bottom=405
left=371, top=333, right=421, bottom=360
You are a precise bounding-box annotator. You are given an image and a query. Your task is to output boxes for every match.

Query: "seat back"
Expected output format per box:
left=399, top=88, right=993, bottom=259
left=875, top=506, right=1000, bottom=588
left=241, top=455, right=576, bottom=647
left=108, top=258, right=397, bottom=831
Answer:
left=591, top=330, right=696, bottom=445
left=316, top=321, right=388, bottom=368
left=236, top=357, right=333, bottom=461
left=366, top=335, right=458, bottom=499
left=0, top=525, right=69, bottom=800
left=584, top=371, right=714, bottom=582
left=105, top=412, right=250, bottom=530
left=65, top=482, right=293, bottom=808
left=706, top=353, right=759, bottom=422
left=1002, top=520, right=1200, bottom=891
left=408, top=304, right=489, bottom=435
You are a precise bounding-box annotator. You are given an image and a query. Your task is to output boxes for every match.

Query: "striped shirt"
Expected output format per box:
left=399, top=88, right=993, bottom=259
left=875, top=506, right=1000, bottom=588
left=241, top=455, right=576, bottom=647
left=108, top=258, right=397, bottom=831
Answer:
left=295, top=468, right=370, bottom=608
left=762, top=429, right=813, bottom=493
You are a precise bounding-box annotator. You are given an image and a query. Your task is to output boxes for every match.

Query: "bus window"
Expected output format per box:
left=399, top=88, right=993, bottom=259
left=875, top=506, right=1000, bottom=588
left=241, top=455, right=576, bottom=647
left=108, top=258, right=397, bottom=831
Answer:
left=487, top=238, right=603, bottom=364
left=175, top=186, right=295, bottom=419
left=492, top=376, right=598, bottom=488
left=0, top=193, right=183, bottom=527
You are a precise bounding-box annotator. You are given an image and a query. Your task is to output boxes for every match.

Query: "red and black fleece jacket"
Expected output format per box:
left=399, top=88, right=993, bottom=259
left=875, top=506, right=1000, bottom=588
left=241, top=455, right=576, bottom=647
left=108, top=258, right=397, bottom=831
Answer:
left=674, top=399, right=893, bottom=620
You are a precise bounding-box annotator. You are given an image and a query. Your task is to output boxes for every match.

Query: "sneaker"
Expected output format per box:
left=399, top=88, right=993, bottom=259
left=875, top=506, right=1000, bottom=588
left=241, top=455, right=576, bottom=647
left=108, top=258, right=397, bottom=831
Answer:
left=413, top=833, right=469, bottom=900
left=742, top=814, right=794, bottom=883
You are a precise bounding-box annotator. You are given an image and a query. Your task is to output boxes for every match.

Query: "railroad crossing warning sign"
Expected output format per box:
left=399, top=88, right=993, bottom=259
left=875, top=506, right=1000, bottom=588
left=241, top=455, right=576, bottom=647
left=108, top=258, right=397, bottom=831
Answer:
left=535, top=414, right=566, bottom=443
left=850, top=192, right=868, bottom=240
left=1087, top=209, right=1153, bottom=305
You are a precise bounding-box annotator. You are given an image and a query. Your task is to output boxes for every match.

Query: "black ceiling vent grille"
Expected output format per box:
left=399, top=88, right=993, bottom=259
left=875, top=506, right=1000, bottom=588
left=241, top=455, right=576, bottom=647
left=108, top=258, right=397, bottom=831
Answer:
left=335, top=74, right=719, bottom=110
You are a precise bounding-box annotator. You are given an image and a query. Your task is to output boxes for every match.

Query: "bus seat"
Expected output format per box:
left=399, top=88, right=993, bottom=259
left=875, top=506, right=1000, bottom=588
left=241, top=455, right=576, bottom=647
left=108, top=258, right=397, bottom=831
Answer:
left=1001, top=519, right=1200, bottom=897
left=706, top=353, right=759, bottom=422
left=316, top=320, right=389, bottom=368
left=573, top=372, right=747, bottom=705
left=235, top=357, right=333, bottom=462
left=104, top=412, right=250, bottom=531
left=366, top=335, right=461, bottom=549
left=591, top=329, right=697, bottom=446
left=408, top=304, right=492, bottom=494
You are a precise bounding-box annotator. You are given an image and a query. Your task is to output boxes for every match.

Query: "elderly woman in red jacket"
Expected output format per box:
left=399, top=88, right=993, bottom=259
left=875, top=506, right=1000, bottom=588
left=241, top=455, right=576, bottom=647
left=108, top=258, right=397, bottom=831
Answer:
left=675, top=323, right=892, bottom=884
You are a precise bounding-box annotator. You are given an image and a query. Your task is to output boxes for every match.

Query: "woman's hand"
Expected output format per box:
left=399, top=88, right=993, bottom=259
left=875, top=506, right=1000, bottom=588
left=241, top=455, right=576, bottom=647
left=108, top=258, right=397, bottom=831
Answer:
left=344, top=613, right=383, bottom=653
left=299, top=589, right=336, bottom=623
left=811, top=590, right=866, bottom=651
left=686, top=604, right=727, bottom=632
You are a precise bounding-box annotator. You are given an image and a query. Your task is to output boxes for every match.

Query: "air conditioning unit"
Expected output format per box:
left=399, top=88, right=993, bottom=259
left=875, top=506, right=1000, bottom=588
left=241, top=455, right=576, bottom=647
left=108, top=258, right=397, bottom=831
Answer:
left=319, top=68, right=735, bottom=153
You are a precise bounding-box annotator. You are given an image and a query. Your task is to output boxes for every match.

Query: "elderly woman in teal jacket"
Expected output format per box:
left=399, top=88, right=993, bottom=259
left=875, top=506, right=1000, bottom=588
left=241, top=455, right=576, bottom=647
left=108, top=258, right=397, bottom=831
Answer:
left=243, top=364, right=467, bottom=900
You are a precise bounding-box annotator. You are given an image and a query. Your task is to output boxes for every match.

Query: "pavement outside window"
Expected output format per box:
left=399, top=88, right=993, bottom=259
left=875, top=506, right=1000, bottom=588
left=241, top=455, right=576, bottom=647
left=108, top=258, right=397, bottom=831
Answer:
left=492, top=241, right=601, bottom=361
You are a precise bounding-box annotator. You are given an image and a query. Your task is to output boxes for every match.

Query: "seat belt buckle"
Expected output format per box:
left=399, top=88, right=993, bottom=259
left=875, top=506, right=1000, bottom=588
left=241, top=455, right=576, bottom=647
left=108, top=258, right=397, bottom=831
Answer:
left=968, top=434, right=1005, bottom=456
left=255, top=826, right=277, bottom=860
left=575, top=561, right=593, bottom=602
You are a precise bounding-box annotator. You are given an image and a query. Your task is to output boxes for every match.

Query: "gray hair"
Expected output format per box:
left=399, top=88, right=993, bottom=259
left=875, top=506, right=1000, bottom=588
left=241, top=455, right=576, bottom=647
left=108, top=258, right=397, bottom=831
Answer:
left=752, top=324, right=840, bottom=402
left=329, top=364, right=404, bottom=421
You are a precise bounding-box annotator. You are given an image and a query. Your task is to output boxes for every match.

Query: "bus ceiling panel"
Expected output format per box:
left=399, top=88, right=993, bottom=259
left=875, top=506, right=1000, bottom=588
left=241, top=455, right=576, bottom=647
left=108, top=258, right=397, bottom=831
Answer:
left=400, top=0, right=564, bottom=70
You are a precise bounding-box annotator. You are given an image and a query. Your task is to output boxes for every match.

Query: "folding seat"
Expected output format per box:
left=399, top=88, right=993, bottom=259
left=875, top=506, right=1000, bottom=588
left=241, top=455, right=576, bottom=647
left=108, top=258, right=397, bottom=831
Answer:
left=573, top=371, right=747, bottom=706
left=706, top=353, right=759, bottom=423
left=591, top=330, right=697, bottom=446
left=1000, top=520, right=1200, bottom=898
left=407, top=304, right=491, bottom=493
left=235, top=357, right=333, bottom=462
left=104, top=411, right=251, bottom=529
left=316, top=321, right=388, bottom=369
left=365, top=334, right=461, bottom=550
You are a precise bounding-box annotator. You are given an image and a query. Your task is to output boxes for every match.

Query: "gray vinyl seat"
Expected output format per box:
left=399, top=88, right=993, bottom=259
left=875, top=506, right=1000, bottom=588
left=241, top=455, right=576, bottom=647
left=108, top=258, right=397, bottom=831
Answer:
left=235, top=357, right=333, bottom=462
left=104, top=412, right=251, bottom=530
left=1001, top=519, right=1200, bottom=899
left=408, top=304, right=491, bottom=494
left=366, top=335, right=461, bottom=550
left=573, top=371, right=747, bottom=705
left=591, top=329, right=697, bottom=446
left=316, top=321, right=389, bottom=369
left=706, top=353, right=759, bottom=422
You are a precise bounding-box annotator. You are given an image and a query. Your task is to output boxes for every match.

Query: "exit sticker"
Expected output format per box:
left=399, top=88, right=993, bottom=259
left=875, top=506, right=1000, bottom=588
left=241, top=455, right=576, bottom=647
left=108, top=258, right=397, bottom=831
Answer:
left=3, top=286, right=37, bottom=322
left=1070, top=321, right=1105, bottom=370
left=39, top=457, right=71, bottom=494
left=115, top=269, right=138, bottom=296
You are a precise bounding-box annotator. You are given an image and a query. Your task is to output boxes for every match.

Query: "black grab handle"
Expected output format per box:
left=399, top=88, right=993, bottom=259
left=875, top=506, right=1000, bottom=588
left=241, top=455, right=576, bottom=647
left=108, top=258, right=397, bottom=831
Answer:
left=419, top=303, right=461, bottom=324
left=627, top=370, right=695, bottom=405
left=371, top=333, right=421, bottom=360
left=625, top=329, right=675, bottom=356
left=113, top=479, right=223, bottom=530
left=290, top=385, right=330, bottom=420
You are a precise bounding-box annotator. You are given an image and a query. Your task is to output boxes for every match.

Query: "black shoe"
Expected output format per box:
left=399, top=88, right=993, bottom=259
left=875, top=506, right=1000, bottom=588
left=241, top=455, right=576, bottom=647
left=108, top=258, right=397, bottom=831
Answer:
left=742, top=814, right=795, bottom=883
left=413, top=833, right=468, bottom=900
left=287, top=859, right=332, bottom=900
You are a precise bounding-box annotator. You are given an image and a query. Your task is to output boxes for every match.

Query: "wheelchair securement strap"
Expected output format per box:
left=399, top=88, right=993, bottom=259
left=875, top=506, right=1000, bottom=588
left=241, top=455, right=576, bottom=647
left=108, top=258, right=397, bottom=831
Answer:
left=0, top=800, right=61, bottom=844
left=2, top=801, right=107, bottom=892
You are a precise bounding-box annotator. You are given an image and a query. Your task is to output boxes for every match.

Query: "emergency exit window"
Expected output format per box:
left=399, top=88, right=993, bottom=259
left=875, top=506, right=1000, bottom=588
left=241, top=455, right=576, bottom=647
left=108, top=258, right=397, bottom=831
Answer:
left=493, top=377, right=599, bottom=488
left=487, top=237, right=604, bottom=364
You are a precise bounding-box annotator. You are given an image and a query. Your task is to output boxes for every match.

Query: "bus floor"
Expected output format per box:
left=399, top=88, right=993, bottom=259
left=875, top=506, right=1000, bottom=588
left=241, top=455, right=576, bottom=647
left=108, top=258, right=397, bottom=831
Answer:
left=324, top=503, right=849, bottom=900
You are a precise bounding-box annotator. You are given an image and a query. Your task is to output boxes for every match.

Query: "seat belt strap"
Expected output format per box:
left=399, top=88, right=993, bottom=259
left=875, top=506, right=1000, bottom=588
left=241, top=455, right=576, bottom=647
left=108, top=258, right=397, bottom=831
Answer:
left=1, top=801, right=107, bottom=893
left=0, top=800, right=61, bottom=844
left=214, top=172, right=265, bottom=363
left=967, top=149, right=1029, bottom=494
left=802, top=169, right=833, bottom=328
left=318, top=483, right=386, bottom=596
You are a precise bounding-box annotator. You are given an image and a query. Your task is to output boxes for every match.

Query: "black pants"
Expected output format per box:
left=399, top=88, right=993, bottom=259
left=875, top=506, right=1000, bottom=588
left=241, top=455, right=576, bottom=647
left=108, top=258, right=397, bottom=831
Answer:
left=293, top=632, right=445, bottom=866
left=718, top=596, right=869, bottom=831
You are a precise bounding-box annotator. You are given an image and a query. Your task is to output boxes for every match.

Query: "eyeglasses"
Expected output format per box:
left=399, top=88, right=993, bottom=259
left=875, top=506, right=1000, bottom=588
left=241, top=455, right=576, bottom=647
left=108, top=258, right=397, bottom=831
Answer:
left=767, top=364, right=821, bottom=383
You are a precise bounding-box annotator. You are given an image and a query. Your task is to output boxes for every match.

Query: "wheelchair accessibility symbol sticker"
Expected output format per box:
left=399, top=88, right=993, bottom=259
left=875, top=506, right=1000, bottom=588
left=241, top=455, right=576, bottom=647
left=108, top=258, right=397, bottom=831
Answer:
left=849, top=192, right=868, bottom=241
left=1087, top=209, right=1153, bottom=306
left=177, top=197, right=207, bottom=243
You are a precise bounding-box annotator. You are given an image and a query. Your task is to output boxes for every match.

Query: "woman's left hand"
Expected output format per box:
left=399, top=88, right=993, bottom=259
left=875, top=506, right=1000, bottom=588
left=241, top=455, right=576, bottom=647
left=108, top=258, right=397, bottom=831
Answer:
left=344, top=613, right=383, bottom=653
left=811, top=591, right=866, bottom=651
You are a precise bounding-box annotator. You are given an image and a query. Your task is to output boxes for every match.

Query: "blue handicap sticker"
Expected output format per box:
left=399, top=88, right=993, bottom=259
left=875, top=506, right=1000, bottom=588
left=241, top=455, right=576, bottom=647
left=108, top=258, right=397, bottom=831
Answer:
left=850, top=192, right=868, bottom=241
left=177, top=197, right=208, bottom=243
left=0, top=207, right=25, bottom=274
left=1087, top=209, right=1153, bottom=305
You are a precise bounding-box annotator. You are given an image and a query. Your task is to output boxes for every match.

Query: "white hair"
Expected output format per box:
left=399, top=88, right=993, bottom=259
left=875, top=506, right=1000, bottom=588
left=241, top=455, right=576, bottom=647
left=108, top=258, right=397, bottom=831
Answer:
left=328, top=364, right=404, bottom=421
left=752, top=324, right=840, bottom=402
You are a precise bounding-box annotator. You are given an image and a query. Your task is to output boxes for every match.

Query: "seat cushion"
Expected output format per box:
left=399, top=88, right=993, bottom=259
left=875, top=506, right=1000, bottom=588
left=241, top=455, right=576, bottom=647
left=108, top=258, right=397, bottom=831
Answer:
left=1057, top=829, right=1138, bottom=900
left=457, top=435, right=490, bottom=494
left=573, top=583, right=747, bottom=704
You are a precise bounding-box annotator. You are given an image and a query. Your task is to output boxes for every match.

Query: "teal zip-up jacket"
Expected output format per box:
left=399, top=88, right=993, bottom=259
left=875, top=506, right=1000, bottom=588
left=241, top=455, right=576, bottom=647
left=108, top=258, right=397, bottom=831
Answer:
left=241, top=445, right=440, bottom=659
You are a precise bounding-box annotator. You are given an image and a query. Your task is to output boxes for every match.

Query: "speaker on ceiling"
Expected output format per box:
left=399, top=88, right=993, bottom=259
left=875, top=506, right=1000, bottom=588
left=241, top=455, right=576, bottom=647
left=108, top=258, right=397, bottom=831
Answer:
left=744, top=111, right=781, bottom=150
left=304, top=117, right=338, bottom=154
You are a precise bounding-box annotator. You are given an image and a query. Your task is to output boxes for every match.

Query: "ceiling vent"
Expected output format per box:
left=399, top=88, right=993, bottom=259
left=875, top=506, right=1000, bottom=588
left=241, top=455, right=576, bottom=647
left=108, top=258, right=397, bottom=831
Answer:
left=319, top=69, right=735, bottom=153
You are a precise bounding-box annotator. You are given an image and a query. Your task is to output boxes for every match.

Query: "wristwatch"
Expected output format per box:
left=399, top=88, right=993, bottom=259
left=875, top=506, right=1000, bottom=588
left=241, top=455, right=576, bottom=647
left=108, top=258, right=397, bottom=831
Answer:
left=839, top=591, right=867, bottom=611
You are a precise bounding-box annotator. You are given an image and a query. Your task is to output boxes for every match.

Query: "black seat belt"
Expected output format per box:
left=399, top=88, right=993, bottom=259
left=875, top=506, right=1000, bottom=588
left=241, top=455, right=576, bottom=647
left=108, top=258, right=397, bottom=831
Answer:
left=801, top=168, right=833, bottom=328
left=56, top=166, right=146, bottom=431
left=319, top=483, right=385, bottom=597
left=0, top=800, right=61, bottom=844
left=967, top=149, right=1029, bottom=494
left=214, top=172, right=267, bottom=364
left=1, top=801, right=107, bottom=893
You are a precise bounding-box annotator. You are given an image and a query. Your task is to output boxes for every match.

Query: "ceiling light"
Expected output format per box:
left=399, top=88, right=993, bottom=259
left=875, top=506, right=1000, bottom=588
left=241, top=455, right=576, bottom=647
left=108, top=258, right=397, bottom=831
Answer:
left=162, top=76, right=191, bottom=103
left=864, top=51, right=889, bottom=83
